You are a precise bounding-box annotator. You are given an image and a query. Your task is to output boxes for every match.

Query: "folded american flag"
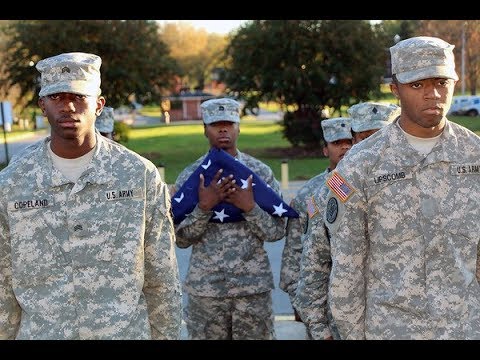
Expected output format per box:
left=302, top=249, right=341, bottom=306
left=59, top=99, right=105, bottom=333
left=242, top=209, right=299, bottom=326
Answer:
left=172, top=148, right=299, bottom=224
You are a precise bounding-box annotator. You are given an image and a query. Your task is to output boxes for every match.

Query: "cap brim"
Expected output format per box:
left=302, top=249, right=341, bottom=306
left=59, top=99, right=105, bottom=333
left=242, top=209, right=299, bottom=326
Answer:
left=396, top=65, right=459, bottom=84
left=39, top=80, right=101, bottom=97
left=352, top=121, right=389, bottom=132
left=324, top=134, right=353, bottom=142
left=203, top=117, right=240, bottom=125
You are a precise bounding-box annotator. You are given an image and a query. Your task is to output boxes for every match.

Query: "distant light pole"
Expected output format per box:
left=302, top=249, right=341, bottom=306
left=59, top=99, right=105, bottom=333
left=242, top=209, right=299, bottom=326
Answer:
left=392, top=35, right=401, bottom=106
left=1, top=102, right=9, bottom=165
left=461, top=22, right=467, bottom=95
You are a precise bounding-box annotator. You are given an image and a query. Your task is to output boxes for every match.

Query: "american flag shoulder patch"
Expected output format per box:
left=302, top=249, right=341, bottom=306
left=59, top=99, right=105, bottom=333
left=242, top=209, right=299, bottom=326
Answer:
left=306, top=196, right=319, bottom=219
left=326, top=172, right=355, bottom=202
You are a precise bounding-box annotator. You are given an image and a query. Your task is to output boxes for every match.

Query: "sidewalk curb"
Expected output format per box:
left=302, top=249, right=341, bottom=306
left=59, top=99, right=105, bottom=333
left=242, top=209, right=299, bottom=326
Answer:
left=179, top=315, right=308, bottom=340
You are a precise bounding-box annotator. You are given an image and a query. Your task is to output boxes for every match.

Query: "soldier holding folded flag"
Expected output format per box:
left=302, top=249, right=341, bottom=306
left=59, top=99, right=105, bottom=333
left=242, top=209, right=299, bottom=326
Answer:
left=172, top=98, right=289, bottom=340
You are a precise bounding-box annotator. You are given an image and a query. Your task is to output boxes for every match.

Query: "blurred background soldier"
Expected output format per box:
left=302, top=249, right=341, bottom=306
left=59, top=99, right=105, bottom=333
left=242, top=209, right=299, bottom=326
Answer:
left=280, top=117, right=353, bottom=339
left=294, top=102, right=399, bottom=339
left=349, top=102, right=400, bottom=144
left=95, top=106, right=115, bottom=140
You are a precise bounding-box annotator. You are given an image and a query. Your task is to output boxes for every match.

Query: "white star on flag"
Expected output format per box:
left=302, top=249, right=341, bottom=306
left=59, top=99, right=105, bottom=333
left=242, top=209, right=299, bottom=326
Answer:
left=213, top=208, right=230, bottom=222
left=171, top=148, right=299, bottom=224
left=240, top=177, right=256, bottom=189
left=272, top=202, right=288, bottom=216
left=201, top=159, right=212, bottom=170
left=174, top=192, right=184, bottom=203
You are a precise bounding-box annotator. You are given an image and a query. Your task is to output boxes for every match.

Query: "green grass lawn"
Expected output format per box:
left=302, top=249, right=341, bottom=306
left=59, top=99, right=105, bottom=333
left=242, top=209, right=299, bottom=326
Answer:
left=448, top=116, right=480, bottom=133
left=124, top=115, right=480, bottom=184
left=124, top=119, right=329, bottom=184
left=0, top=128, right=45, bottom=143
left=2, top=114, right=479, bottom=183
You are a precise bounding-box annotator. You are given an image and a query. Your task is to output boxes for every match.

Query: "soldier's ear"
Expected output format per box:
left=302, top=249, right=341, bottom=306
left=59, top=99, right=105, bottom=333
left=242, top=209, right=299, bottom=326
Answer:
left=38, top=98, right=46, bottom=115
left=390, top=83, right=400, bottom=99
left=323, top=145, right=329, bottom=158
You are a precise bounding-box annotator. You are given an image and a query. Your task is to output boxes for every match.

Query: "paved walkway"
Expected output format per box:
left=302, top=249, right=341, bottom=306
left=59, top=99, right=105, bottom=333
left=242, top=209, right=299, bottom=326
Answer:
left=281, top=180, right=306, bottom=203
left=180, top=315, right=308, bottom=340
left=0, top=129, right=49, bottom=164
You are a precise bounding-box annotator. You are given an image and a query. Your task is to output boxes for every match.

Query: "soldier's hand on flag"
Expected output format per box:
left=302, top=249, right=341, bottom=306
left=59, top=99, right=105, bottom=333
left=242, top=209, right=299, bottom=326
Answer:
left=198, top=169, right=236, bottom=211
left=225, top=174, right=255, bottom=212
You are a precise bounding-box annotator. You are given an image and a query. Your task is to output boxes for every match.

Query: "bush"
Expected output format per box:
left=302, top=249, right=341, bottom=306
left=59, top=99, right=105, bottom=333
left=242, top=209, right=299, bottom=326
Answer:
left=114, top=121, right=131, bottom=143
left=282, top=106, right=324, bottom=147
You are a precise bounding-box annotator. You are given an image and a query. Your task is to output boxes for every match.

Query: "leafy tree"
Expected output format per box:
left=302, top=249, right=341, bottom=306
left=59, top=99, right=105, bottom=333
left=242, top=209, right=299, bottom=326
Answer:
left=379, top=20, right=421, bottom=43
left=373, top=20, right=422, bottom=79
left=318, top=20, right=387, bottom=115
left=223, top=20, right=386, bottom=146
left=113, top=121, right=131, bottom=143
left=158, top=21, right=228, bottom=91
left=0, top=20, right=179, bottom=109
left=0, top=20, right=25, bottom=108
left=415, top=20, right=480, bottom=95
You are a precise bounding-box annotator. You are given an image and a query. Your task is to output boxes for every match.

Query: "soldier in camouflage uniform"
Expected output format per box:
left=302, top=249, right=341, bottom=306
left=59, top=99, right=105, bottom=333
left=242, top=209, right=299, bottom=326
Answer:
left=173, top=98, right=286, bottom=340
left=349, top=102, right=400, bottom=145
left=0, top=52, right=182, bottom=340
left=324, top=36, right=480, bottom=339
left=293, top=102, right=400, bottom=340
left=95, top=106, right=115, bottom=140
left=279, top=117, right=353, bottom=337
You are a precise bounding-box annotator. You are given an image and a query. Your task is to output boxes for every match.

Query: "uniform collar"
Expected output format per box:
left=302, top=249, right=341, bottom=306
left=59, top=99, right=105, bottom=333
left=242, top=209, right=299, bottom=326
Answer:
left=387, top=118, right=462, bottom=167
left=40, top=132, right=115, bottom=188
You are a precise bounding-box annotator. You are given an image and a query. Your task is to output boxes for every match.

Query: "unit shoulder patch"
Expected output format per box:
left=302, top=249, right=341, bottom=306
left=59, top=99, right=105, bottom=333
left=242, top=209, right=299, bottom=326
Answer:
left=325, top=197, right=338, bottom=224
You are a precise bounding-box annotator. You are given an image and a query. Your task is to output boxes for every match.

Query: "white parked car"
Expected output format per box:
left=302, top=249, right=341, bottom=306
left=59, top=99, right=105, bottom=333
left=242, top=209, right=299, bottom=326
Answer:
left=448, top=95, right=480, bottom=116
left=113, top=106, right=135, bottom=124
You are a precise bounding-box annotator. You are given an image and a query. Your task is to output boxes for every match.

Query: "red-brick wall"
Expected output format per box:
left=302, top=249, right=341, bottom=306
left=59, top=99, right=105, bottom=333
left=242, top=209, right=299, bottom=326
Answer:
left=168, top=109, right=183, bottom=121
left=185, top=99, right=201, bottom=120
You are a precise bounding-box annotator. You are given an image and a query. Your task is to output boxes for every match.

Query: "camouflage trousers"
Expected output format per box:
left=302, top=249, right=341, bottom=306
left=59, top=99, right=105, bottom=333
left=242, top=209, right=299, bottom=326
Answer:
left=185, top=291, right=276, bottom=340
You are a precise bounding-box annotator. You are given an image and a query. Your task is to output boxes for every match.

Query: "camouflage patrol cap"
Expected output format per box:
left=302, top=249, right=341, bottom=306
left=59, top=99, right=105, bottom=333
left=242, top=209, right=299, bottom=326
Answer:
left=36, top=52, right=102, bottom=97
left=95, top=106, right=114, bottom=133
left=348, top=102, right=400, bottom=132
left=321, top=117, right=352, bottom=143
left=390, top=36, right=458, bottom=84
left=201, top=98, right=240, bottom=125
